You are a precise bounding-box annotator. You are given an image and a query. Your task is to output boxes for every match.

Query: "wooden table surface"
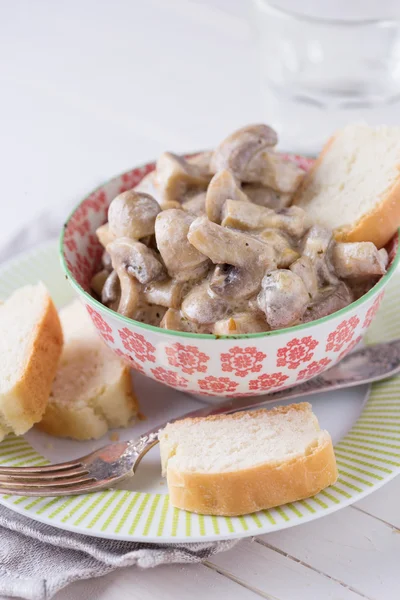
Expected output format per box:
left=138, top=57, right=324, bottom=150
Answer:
left=54, top=476, right=400, bottom=600
left=1, top=2, right=399, bottom=598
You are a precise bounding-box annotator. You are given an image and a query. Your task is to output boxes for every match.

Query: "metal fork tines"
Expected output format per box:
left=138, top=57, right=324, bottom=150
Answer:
left=0, top=438, right=158, bottom=496
left=0, top=461, right=96, bottom=495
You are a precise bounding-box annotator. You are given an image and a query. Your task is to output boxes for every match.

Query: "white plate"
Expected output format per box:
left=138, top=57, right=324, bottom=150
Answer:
left=0, top=241, right=398, bottom=543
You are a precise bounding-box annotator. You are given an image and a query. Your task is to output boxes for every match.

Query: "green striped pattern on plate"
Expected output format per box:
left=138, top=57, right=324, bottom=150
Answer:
left=0, top=242, right=399, bottom=542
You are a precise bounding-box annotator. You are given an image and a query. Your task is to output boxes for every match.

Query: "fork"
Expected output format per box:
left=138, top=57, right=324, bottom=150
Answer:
left=1, top=339, right=400, bottom=497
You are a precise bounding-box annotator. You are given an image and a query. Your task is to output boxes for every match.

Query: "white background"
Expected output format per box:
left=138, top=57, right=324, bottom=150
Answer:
left=1, top=1, right=400, bottom=598
left=0, top=0, right=262, bottom=246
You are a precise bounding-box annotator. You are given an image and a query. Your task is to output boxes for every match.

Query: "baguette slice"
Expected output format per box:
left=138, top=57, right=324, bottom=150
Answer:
left=0, top=282, right=63, bottom=440
left=159, top=403, right=337, bottom=516
left=294, top=123, right=400, bottom=248
left=38, top=300, right=138, bottom=440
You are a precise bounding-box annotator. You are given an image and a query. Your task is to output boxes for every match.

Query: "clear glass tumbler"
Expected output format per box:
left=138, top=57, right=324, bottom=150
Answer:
left=252, top=0, right=400, bottom=154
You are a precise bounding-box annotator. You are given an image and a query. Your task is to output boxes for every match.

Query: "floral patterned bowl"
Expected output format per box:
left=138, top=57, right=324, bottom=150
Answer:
left=60, top=155, right=400, bottom=400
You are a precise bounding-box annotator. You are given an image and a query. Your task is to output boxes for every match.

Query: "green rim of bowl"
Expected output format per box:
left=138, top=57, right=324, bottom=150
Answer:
left=59, top=165, right=400, bottom=340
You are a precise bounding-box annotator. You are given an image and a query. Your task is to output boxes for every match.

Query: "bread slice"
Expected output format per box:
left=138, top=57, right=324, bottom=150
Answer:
left=0, top=282, right=63, bottom=440
left=38, top=300, right=138, bottom=440
left=159, top=403, right=337, bottom=516
left=294, top=123, right=400, bottom=248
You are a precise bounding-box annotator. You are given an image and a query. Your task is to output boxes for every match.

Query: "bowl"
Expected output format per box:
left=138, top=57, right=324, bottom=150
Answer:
left=60, top=155, right=400, bottom=401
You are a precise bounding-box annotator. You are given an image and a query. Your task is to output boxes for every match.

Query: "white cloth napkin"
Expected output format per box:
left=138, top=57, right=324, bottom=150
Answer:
left=0, top=209, right=238, bottom=600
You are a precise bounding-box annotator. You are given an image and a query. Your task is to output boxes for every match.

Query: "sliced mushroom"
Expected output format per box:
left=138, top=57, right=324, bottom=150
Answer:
left=348, top=279, right=377, bottom=301
left=96, top=223, right=115, bottom=248
left=160, top=200, right=182, bottom=211
left=155, top=152, right=211, bottom=205
left=108, top=190, right=160, bottom=240
left=257, top=270, right=309, bottom=329
left=107, top=238, right=164, bottom=285
left=182, top=191, right=206, bottom=216
left=270, top=206, right=309, bottom=238
left=205, top=170, right=249, bottom=223
left=90, top=269, right=109, bottom=297
left=134, top=171, right=162, bottom=206
left=155, top=209, right=210, bottom=281
left=101, top=270, right=120, bottom=310
left=242, top=184, right=292, bottom=210
left=213, top=313, right=269, bottom=335
left=178, top=261, right=211, bottom=283
left=332, top=242, right=387, bottom=279
left=248, top=295, right=265, bottom=314
left=210, top=124, right=277, bottom=180
left=379, top=248, right=389, bottom=269
left=105, top=241, right=145, bottom=317
left=139, top=235, right=153, bottom=247
left=245, top=151, right=305, bottom=193
left=289, top=255, right=319, bottom=299
left=302, top=282, right=353, bottom=323
left=144, top=278, right=184, bottom=309
left=220, top=201, right=307, bottom=238
left=160, top=309, right=191, bottom=332
left=160, top=308, right=185, bottom=332
left=256, top=229, right=299, bottom=268
left=188, top=216, right=276, bottom=270
left=160, top=308, right=213, bottom=333
left=187, top=151, right=213, bottom=175
left=221, top=200, right=272, bottom=231
left=117, top=271, right=141, bottom=318
left=301, top=225, right=339, bottom=286
left=301, top=225, right=331, bottom=257
left=181, top=282, right=231, bottom=325
left=101, top=250, right=113, bottom=271
left=134, top=302, right=167, bottom=326
left=209, top=263, right=266, bottom=300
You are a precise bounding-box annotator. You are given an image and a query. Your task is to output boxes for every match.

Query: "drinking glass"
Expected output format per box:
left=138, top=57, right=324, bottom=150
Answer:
left=252, top=0, right=400, bottom=153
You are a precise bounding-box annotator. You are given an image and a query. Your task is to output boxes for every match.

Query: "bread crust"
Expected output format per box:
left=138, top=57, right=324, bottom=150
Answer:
left=162, top=404, right=338, bottom=516
left=293, top=134, right=400, bottom=248
left=0, top=293, right=63, bottom=436
left=334, top=177, right=400, bottom=248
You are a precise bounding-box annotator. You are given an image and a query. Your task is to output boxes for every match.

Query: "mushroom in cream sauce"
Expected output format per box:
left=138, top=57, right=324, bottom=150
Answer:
left=91, top=124, right=388, bottom=334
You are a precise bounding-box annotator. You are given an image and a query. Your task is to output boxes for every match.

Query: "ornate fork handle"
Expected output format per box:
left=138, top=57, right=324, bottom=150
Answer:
left=127, top=431, right=160, bottom=470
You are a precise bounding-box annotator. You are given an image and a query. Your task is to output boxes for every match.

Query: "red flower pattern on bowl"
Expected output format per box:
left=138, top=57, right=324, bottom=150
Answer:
left=277, top=337, right=318, bottom=370
left=297, top=358, right=332, bottom=381
left=198, top=376, right=239, bottom=395
left=118, top=165, right=155, bottom=194
left=86, top=189, right=107, bottom=216
left=64, top=236, right=77, bottom=252
left=87, top=234, right=103, bottom=263
left=114, top=349, right=145, bottom=373
left=325, top=316, right=360, bottom=352
left=220, top=346, right=266, bottom=377
left=338, top=336, right=363, bottom=360
left=60, top=154, right=399, bottom=400
left=165, top=343, right=209, bottom=375
left=363, top=292, right=385, bottom=329
left=249, top=372, right=289, bottom=391
left=151, top=367, right=189, bottom=388
left=73, top=254, right=92, bottom=287
left=119, top=329, right=156, bottom=363
left=86, top=305, right=114, bottom=343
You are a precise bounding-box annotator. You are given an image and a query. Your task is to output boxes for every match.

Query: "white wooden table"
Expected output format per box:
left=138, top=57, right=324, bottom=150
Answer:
left=1, top=2, right=399, bottom=598
left=55, top=478, right=400, bottom=600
